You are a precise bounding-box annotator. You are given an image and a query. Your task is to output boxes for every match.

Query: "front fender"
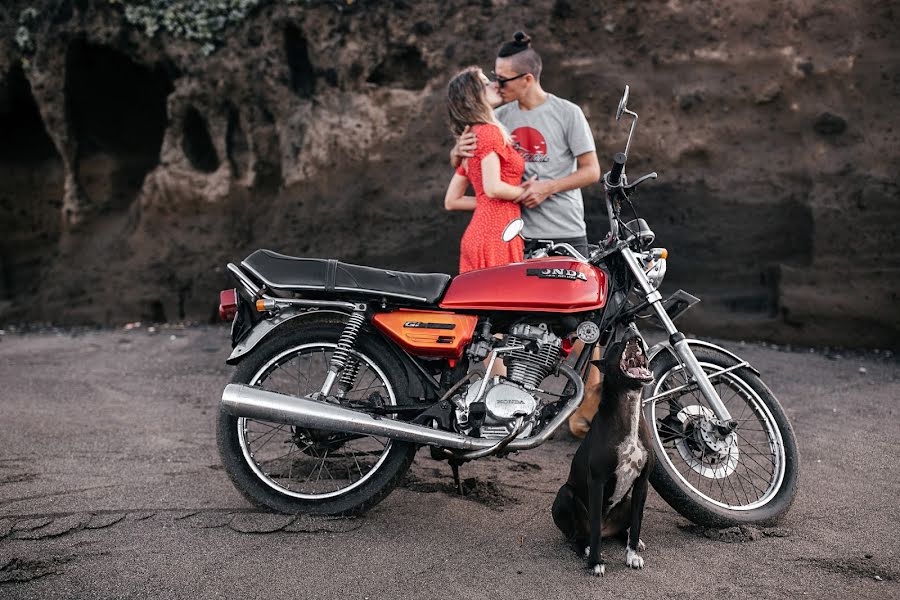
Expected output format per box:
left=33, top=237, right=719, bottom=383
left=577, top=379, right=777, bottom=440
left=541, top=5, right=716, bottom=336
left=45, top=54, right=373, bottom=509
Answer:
left=226, top=308, right=350, bottom=365
left=646, top=338, right=760, bottom=377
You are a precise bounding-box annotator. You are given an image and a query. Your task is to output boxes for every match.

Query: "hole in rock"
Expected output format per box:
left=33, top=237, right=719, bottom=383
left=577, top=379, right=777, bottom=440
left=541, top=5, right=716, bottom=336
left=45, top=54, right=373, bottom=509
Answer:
left=182, top=106, right=219, bottom=173
left=226, top=104, right=250, bottom=178
left=0, top=63, right=59, bottom=162
left=285, top=25, right=315, bottom=98
left=367, top=45, right=429, bottom=89
left=0, top=63, right=64, bottom=298
left=65, top=41, right=173, bottom=209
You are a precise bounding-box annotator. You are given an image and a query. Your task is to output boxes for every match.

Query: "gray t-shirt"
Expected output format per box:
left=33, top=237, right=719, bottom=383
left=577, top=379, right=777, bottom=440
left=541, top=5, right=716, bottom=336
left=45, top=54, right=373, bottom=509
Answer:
left=496, top=94, right=596, bottom=239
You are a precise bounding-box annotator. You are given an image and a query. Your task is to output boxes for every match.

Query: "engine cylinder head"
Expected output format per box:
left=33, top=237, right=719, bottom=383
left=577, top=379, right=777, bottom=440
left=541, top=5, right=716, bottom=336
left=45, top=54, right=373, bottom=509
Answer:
left=505, top=334, right=561, bottom=389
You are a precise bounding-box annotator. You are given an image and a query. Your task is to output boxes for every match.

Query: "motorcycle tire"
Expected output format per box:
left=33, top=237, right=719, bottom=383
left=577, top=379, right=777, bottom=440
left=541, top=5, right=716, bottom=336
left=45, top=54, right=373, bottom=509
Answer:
left=645, top=346, right=800, bottom=527
left=216, top=320, right=418, bottom=515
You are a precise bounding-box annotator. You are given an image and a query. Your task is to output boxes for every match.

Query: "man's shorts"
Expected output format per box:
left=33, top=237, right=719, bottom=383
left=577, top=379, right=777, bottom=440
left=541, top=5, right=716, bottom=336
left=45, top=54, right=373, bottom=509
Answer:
left=524, top=235, right=589, bottom=259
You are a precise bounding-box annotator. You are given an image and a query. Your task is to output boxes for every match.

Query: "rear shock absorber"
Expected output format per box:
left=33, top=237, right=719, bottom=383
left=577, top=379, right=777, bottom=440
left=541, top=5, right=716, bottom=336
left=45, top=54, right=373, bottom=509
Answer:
left=320, top=309, right=366, bottom=396
left=336, top=357, right=362, bottom=397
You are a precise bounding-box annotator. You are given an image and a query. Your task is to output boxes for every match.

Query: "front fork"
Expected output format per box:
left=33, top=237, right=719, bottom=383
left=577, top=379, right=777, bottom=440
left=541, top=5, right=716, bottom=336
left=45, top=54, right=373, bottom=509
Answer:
left=619, top=247, right=733, bottom=422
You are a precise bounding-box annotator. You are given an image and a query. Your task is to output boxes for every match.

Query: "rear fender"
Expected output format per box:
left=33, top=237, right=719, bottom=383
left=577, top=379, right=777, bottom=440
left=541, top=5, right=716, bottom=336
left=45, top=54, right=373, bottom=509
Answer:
left=226, top=308, right=350, bottom=364
left=226, top=307, right=439, bottom=402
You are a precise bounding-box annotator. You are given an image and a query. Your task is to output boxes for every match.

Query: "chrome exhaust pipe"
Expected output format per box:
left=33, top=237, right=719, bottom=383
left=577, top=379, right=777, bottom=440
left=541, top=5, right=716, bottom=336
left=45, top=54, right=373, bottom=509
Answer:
left=220, top=363, right=584, bottom=452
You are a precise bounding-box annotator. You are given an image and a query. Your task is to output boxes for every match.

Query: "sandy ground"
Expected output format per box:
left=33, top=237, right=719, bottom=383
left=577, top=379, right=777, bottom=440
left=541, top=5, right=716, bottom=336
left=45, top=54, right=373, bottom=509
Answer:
left=0, top=325, right=897, bottom=599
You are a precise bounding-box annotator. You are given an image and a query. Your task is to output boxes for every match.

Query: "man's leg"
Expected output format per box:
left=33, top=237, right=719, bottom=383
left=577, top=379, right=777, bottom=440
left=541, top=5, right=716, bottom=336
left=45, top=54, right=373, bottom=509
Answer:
left=568, top=341, right=602, bottom=438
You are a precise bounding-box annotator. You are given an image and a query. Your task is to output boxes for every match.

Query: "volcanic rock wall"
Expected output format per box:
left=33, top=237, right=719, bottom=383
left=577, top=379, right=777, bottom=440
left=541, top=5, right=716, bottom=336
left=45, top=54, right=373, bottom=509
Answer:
left=0, top=0, right=898, bottom=348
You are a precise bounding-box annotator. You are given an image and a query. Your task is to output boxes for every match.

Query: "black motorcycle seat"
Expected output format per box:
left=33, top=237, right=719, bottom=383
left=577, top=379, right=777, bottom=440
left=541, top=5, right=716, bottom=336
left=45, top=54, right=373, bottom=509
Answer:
left=241, top=249, right=452, bottom=304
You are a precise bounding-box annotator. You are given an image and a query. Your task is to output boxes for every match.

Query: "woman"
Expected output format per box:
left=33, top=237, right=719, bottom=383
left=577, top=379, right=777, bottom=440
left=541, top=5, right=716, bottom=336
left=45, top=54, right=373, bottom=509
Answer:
left=444, top=67, right=525, bottom=273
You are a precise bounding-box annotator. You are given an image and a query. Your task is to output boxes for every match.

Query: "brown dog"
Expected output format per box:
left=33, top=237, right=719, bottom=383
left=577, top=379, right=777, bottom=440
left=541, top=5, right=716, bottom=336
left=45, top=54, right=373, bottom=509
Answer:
left=568, top=344, right=603, bottom=437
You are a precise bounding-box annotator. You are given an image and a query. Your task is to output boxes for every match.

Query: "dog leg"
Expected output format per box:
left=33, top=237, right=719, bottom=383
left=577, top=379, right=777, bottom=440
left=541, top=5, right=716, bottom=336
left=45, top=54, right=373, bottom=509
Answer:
left=624, top=467, right=650, bottom=569
left=587, top=473, right=606, bottom=576
left=552, top=483, right=583, bottom=552
left=623, top=528, right=646, bottom=552
left=603, top=493, right=630, bottom=539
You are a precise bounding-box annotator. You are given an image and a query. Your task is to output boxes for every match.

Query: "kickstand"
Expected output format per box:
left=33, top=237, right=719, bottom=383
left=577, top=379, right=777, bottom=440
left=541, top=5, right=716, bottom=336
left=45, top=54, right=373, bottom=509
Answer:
left=449, top=459, right=464, bottom=495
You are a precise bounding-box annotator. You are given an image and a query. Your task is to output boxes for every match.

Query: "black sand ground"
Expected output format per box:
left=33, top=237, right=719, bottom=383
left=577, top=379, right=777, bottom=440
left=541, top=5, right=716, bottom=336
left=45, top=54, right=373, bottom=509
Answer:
left=0, top=326, right=897, bottom=599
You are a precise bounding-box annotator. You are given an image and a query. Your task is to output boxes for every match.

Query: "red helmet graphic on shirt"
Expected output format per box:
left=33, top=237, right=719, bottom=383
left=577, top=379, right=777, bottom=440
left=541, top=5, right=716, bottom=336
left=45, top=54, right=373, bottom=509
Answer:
left=510, top=127, right=550, bottom=163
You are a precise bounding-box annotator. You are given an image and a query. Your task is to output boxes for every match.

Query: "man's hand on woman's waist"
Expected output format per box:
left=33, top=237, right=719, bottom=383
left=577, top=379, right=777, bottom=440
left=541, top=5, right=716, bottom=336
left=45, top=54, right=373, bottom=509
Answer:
left=450, top=126, right=477, bottom=168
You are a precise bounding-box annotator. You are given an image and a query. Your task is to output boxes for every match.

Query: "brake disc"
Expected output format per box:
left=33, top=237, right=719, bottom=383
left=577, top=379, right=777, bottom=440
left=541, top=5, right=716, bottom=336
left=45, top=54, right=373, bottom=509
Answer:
left=674, top=405, right=739, bottom=478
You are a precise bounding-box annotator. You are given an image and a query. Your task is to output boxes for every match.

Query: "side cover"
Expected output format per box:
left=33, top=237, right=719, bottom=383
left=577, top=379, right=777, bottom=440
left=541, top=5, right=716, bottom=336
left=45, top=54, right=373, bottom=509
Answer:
left=372, top=310, right=479, bottom=359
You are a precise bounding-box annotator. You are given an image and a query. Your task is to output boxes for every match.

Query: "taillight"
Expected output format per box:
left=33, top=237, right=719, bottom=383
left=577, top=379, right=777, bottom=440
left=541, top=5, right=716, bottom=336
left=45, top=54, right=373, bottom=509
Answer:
left=218, top=289, right=238, bottom=321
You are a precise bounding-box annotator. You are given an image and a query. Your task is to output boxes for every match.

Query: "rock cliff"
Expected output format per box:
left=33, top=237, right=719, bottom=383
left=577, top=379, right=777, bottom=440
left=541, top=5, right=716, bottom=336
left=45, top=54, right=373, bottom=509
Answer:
left=1, top=0, right=898, bottom=348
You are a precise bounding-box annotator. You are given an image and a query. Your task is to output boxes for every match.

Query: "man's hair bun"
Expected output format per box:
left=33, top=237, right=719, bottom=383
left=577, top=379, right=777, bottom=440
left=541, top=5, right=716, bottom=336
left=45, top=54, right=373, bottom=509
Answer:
left=498, top=31, right=534, bottom=58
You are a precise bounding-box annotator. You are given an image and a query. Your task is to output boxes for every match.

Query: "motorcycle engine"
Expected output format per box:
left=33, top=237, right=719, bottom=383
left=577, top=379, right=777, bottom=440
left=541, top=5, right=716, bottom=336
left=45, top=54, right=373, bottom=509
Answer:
left=455, top=323, right=563, bottom=440
left=505, top=323, right=563, bottom=389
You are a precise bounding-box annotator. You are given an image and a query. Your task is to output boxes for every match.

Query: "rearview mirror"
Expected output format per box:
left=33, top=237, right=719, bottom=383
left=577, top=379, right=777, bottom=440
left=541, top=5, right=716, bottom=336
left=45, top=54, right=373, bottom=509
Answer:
left=501, top=219, right=524, bottom=242
left=616, top=85, right=630, bottom=121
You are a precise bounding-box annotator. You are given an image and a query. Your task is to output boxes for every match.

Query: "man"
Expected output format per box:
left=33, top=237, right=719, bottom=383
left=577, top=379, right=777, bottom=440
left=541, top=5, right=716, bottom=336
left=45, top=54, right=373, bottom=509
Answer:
left=450, top=32, right=603, bottom=438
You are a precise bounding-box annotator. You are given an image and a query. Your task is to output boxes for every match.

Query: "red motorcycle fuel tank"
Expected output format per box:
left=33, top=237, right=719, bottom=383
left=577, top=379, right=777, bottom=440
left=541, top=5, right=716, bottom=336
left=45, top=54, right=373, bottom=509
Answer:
left=439, top=257, right=607, bottom=313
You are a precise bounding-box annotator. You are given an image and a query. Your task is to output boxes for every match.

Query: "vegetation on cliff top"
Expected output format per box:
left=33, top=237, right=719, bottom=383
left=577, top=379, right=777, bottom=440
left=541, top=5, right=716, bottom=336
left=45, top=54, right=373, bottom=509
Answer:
left=13, top=0, right=354, bottom=58
left=109, top=0, right=265, bottom=55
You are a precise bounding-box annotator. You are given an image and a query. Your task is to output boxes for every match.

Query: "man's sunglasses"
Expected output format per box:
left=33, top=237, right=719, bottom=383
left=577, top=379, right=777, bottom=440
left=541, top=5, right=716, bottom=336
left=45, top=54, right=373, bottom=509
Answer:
left=491, top=70, right=529, bottom=88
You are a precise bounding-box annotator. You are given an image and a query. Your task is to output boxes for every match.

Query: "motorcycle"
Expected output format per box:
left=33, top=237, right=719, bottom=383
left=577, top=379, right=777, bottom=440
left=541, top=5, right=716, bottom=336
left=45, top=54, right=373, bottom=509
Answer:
left=215, top=86, right=799, bottom=527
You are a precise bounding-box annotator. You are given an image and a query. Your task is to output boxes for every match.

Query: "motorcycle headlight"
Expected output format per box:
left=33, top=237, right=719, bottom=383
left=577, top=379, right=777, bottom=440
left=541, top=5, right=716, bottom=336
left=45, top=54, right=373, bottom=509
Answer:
left=646, top=258, right=667, bottom=290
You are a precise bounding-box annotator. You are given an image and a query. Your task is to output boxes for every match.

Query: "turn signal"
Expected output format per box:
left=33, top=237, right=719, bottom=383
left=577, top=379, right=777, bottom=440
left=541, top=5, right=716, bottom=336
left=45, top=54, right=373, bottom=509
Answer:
left=255, top=298, right=276, bottom=312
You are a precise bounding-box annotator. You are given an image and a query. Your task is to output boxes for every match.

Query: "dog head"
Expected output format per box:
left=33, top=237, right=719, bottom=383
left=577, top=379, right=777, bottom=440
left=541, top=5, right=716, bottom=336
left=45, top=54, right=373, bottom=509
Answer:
left=594, top=332, right=654, bottom=389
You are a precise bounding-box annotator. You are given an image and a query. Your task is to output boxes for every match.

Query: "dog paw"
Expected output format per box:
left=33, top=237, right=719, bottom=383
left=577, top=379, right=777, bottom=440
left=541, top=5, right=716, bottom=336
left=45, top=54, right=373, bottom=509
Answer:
left=568, top=416, right=591, bottom=439
left=591, top=563, right=606, bottom=577
left=583, top=546, right=590, bottom=558
left=625, top=547, right=644, bottom=569
left=625, top=529, right=646, bottom=552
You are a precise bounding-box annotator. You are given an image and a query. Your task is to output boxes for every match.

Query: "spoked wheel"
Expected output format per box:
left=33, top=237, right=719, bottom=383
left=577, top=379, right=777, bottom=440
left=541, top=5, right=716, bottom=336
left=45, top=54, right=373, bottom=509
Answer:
left=645, top=346, right=799, bottom=527
left=217, top=321, right=417, bottom=515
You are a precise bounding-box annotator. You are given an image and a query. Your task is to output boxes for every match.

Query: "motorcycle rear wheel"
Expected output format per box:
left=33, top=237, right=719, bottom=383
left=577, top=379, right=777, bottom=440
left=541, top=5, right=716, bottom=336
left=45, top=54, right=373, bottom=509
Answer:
left=645, top=346, right=799, bottom=527
left=216, top=321, right=417, bottom=515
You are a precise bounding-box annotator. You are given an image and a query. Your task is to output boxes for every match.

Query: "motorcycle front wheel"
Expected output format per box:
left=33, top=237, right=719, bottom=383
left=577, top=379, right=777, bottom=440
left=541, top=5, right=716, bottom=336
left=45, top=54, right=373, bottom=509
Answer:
left=216, top=321, right=417, bottom=515
left=645, top=346, right=799, bottom=527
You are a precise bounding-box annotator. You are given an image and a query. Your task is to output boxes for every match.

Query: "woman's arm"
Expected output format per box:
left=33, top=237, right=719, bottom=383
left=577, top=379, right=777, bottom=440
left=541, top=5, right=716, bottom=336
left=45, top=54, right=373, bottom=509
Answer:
left=480, top=152, right=524, bottom=200
left=444, top=172, right=477, bottom=211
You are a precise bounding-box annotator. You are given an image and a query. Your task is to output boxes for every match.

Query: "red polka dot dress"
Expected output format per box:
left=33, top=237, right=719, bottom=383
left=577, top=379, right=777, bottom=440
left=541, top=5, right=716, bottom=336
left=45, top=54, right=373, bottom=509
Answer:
left=457, top=123, right=525, bottom=273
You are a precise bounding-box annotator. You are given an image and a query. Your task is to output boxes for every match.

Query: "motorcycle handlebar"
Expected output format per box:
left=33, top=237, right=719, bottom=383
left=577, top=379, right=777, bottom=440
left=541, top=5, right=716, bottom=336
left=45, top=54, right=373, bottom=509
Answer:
left=608, top=152, right=627, bottom=186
